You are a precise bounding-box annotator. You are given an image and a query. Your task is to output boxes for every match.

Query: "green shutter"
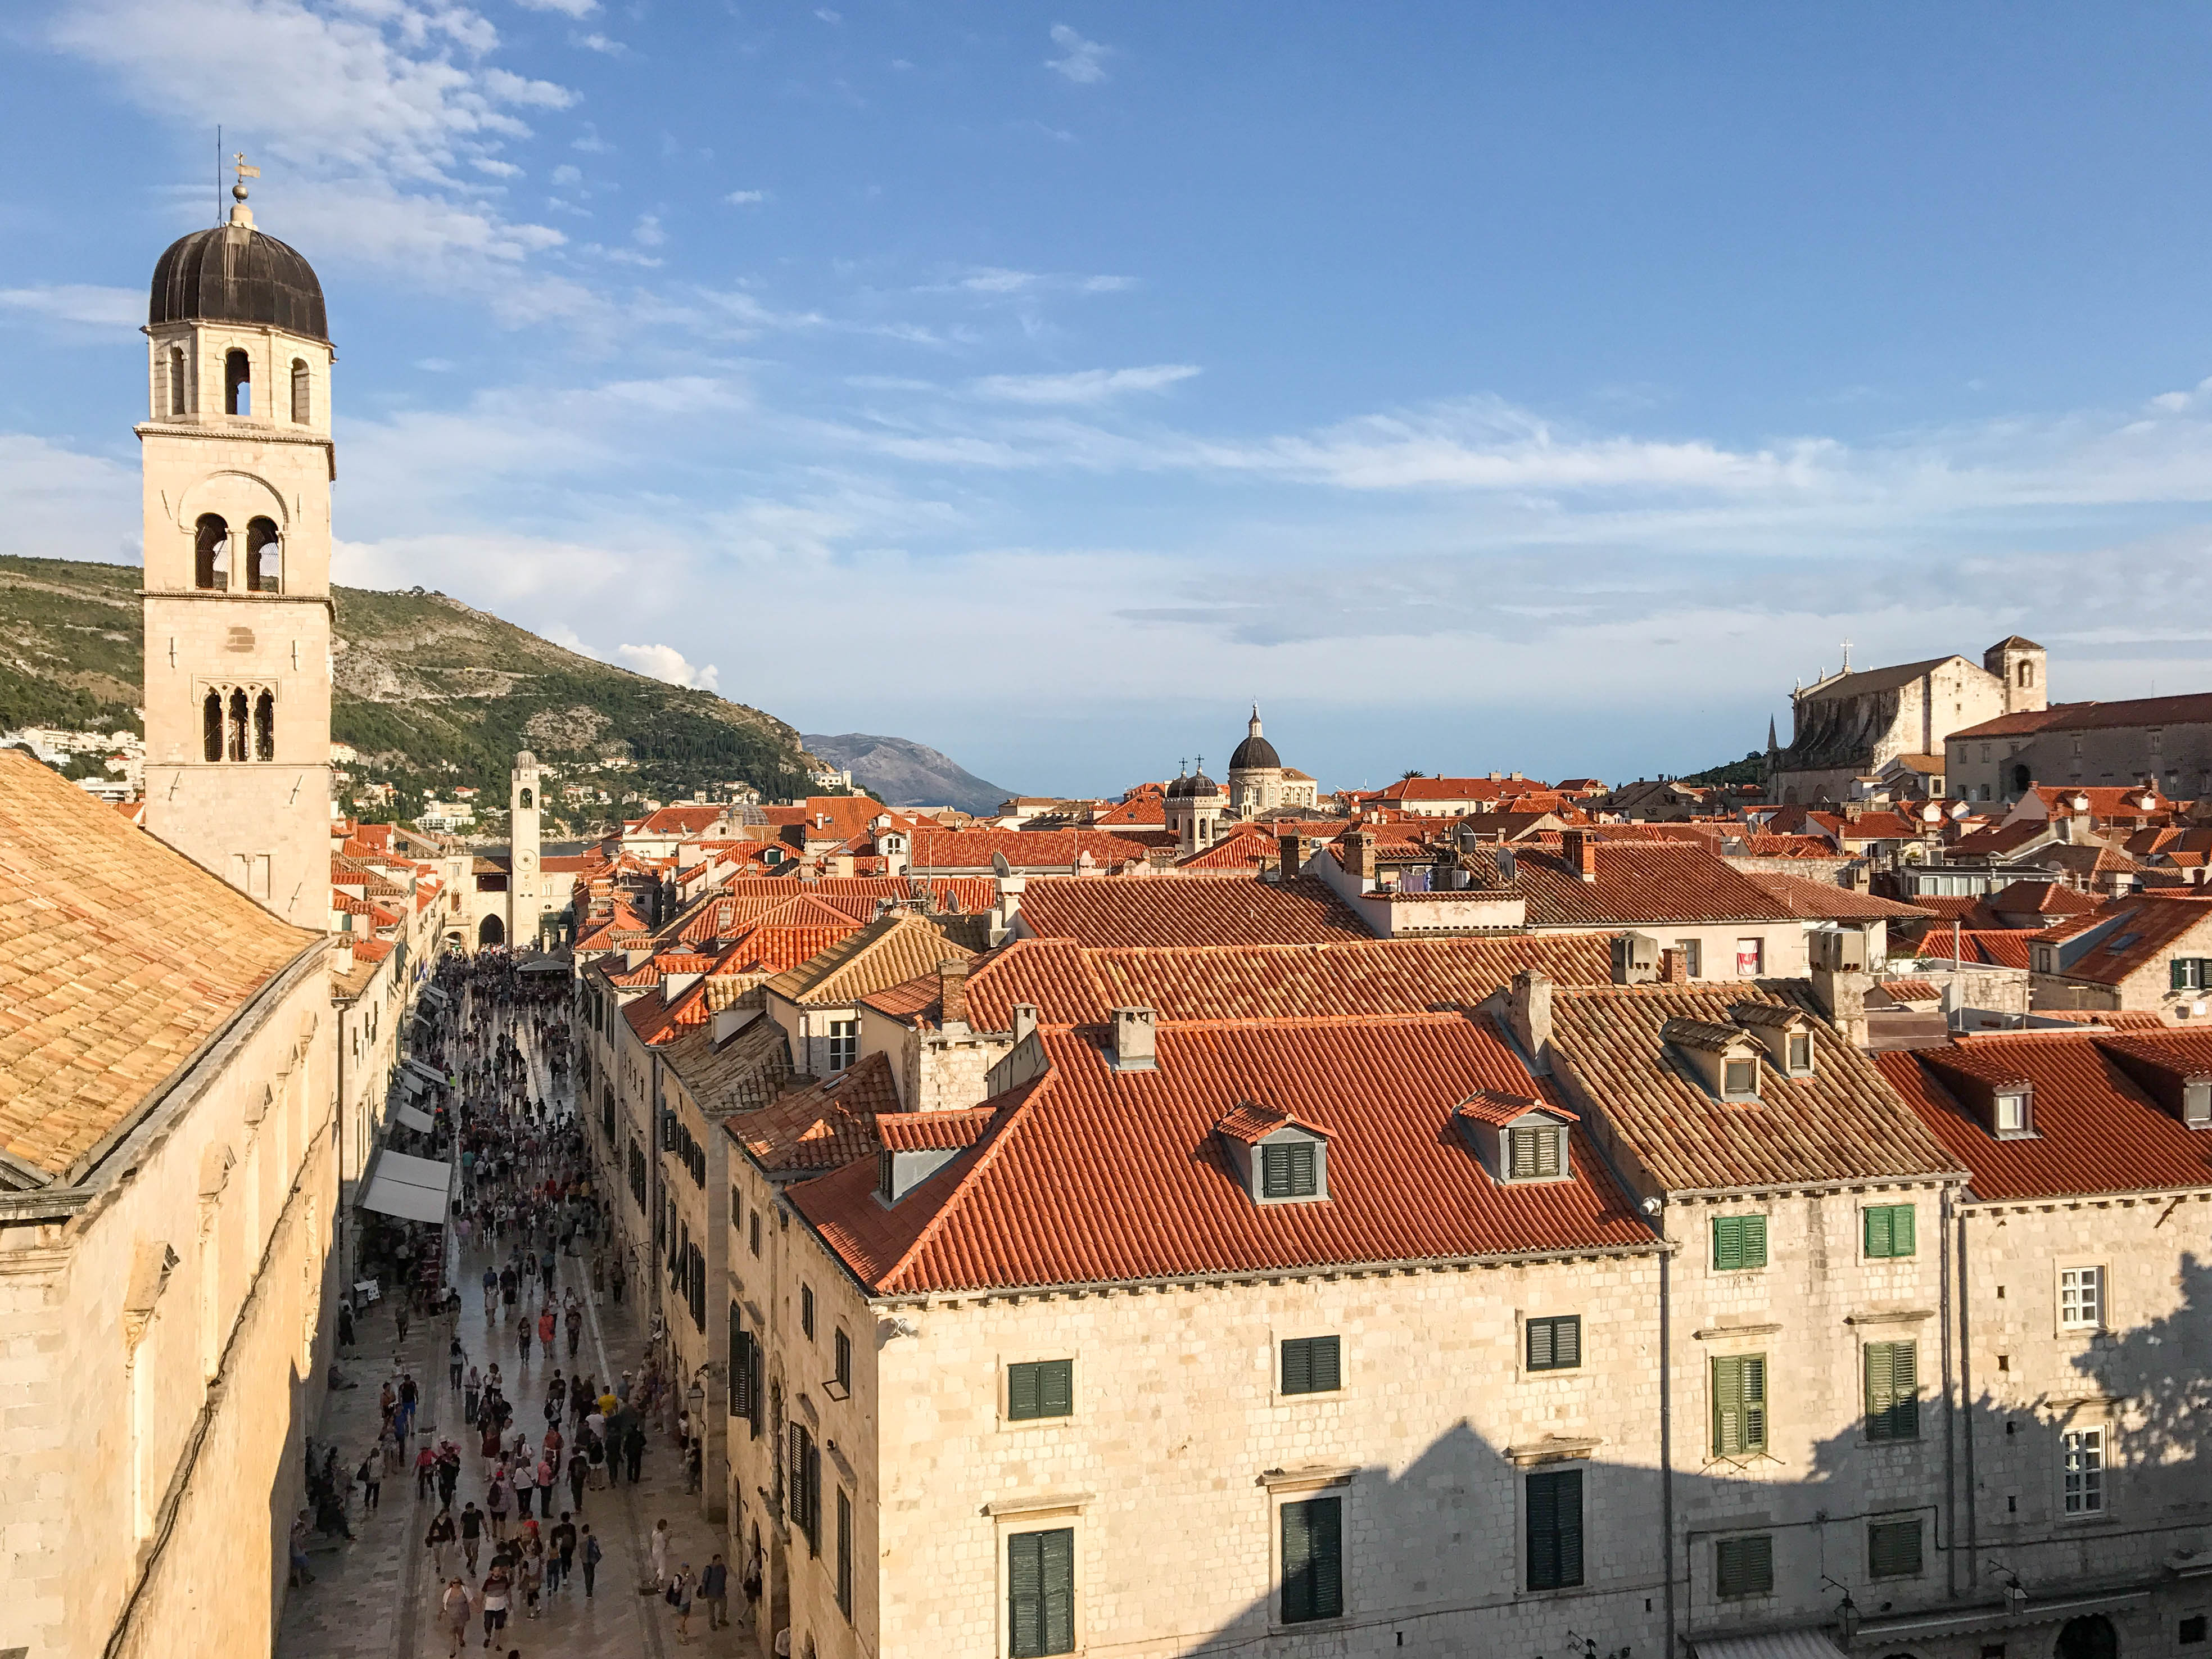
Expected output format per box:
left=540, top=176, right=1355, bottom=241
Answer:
left=1866, top=1342, right=1919, bottom=1441
left=1008, top=1362, right=1038, bottom=1420
left=1282, top=1336, right=1341, bottom=1395
left=1527, top=1316, right=1581, bottom=1372
left=1010, top=1530, right=1074, bottom=1658
left=1864, top=1206, right=1892, bottom=1258
left=1891, top=1204, right=1915, bottom=1257
left=1039, top=1527, right=1074, bottom=1653
left=1713, top=1355, right=1768, bottom=1455
left=2178, top=959, right=2194, bottom=992
left=1008, top=1359, right=1073, bottom=1421
left=1868, top=1518, right=1923, bottom=1579
left=1280, top=1498, right=1342, bottom=1624
left=1716, top=1534, right=1774, bottom=1598
left=835, top=1489, right=853, bottom=1616
left=1528, top=1318, right=1554, bottom=1370
left=1526, top=1469, right=1584, bottom=1590
left=1713, top=1214, right=1766, bottom=1271
left=1864, top=1204, right=1917, bottom=1259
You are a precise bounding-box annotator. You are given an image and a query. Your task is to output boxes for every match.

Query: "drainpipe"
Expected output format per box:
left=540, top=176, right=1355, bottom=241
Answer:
left=1656, top=1197, right=1677, bottom=1655
left=1941, top=1183, right=1958, bottom=1599
left=1956, top=1193, right=1978, bottom=1592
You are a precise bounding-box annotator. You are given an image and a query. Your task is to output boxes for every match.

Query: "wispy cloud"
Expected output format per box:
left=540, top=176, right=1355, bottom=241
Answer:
left=1045, top=22, right=1111, bottom=84
left=513, top=0, right=596, bottom=15
left=0, top=284, right=141, bottom=328
left=723, top=189, right=768, bottom=205
left=972, top=364, right=1201, bottom=405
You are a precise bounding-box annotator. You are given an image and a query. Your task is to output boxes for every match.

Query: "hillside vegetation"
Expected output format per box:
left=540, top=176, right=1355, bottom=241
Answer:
left=0, top=555, right=813, bottom=830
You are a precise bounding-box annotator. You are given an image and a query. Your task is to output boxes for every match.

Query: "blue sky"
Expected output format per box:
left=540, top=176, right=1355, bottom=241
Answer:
left=7, top=4, right=2212, bottom=796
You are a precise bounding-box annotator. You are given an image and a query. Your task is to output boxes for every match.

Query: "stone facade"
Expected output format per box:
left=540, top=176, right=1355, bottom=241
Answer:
left=1948, top=694, right=2212, bottom=805
left=1768, top=640, right=2041, bottom=806
left=0, top=947, right=336, bottom=1659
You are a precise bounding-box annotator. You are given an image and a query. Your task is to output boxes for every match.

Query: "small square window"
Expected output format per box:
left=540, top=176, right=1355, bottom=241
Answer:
left=1712, top=1214, right=1768, bottom=1272
left=1994, top=1091, right=2032, bottom=1137
left=2178, top=1615, right=2206, bottom=1645
left=1261, top=1140, right=1320, bottom=1199
left=1715, top=1534, right=1773, bottom=1599
left=1506, top=1125, right=1566, bottom=1181
left=1786, top=1032, right=1813, bottom=1073
left=1526, top=1315, right=1581, bottom=1372
left=1281, top=1335, right=1341, bottom=1395
left=1007, top=1358, right=1073, bottom=1421
left=2060, top=1267, right=2104, bottom=1330
left=1735, top=937, right=1765, bottom=977
left=1863, top=1204, right=1917, bottom=1259
left=1722, top=1058, right=1758, bottom=1097
left=1867, top=1517, right=1924, bottom=1579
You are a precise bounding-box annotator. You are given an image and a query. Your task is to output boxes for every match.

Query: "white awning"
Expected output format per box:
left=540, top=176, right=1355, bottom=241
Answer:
left=420, top=984, right=451, bottom=1007
left=394, top=1102, right=436, bottom=1133
left=359, top=1150, right=451, bottom=1224
left=402, top=1058, right=446, bottom=1088
left=1691, top=1633, right=1845, bottom=1659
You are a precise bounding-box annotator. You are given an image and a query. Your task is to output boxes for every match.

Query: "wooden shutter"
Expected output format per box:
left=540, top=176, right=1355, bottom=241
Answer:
left=1509, top=1129, right=1536, bottom=1181
left=1890, top=1205, right=1915, bottom=1257
left=1288, top=1141, right=1317, bottom=1195
left=1527, top=1318, right=1555, bottom=1371
left=1008, top=1362, right=1039, bottom=1420
left=1040, top=1526, right=1075, bottom=1652
left=1282, top=1336, right=1341, bottom=1395
left=1866, top=1342, right=1917, bottom=1441
left=1282, top=1339, right=1311, bottom=1395
left=1281, top=1498, right=1342, bottom=1622
left=1039, top=1359, right=1073, bottom=1416
left=1526, top=1470, right=1584, bottom=1590
left=1739, top=1214, right=1768, bottom=1268
left=1864, top=1206, right=1893, bottom=1259
left=1713, top=1215, right=1744, bottom=1271
left=1714, top=1355, right=1767, bottom=1455
left=1261, top=1144, right=1287, bottom=1196
left=2177, top=958, right=2194, bottom=992
left=1868, top=1518, right=1922, bottom=1579
left=835, top=1489, right=853, bottom=1615
left=1715, top=1534, right=1772, bottom=1598
left=806, top=1438, right=822, bottom=1550
left=1009, top=1532, right=1045, bottom=1658
left=1552, top=1316, right=1580, bottom=1368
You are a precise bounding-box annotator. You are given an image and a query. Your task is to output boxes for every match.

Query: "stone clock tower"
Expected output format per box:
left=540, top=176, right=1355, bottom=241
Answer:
left=509, top=750, right=543, bottom=947
left=138, top=162, right=333, bottom=925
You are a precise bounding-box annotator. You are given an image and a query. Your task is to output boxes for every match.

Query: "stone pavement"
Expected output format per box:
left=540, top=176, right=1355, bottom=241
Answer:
left=278, top=1001, right=746, bottom=1659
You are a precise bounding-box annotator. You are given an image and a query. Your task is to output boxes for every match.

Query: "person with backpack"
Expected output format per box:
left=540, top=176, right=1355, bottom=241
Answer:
left=355, top=1448, right=381, bottom=1512
left=424, top=1508, right=456, bottom=1579
left=459, top=1502, right=485, bottom=1574
left=579, top=1525, right=602, bottom=1598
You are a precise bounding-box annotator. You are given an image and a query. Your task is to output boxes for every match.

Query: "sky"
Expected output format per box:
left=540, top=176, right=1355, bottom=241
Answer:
left=7, top=4, right=2212, bottom=797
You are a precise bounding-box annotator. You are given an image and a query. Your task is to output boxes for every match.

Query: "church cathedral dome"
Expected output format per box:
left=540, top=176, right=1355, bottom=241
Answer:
left=150, top=222, right=328, bottom=342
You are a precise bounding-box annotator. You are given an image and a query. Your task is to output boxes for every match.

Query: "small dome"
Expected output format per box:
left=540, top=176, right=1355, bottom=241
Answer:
left=150, top=223, right=328, bottom=342
left=1166, top=771, right=1219, bottom=799
left=1229, top=732, right=1280, bottom=771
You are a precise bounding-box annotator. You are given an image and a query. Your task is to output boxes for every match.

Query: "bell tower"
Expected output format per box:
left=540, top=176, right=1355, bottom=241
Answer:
left=138, top=158, right=334, bottom=925
left=509, top=750, right=543, bottom=947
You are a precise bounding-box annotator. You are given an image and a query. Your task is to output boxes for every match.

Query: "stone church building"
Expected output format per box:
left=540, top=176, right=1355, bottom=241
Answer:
left=1765, top=637, right=2044, bottom=803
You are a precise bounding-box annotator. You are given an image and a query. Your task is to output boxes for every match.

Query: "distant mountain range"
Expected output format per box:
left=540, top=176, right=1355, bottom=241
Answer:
left=803, top=731, right=1012, bottom=816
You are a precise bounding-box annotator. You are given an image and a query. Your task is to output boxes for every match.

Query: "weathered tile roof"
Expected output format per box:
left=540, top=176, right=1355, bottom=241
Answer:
left=660, top=1014, right=794, bottom=1114
left=1545, top=983, right=1966, bottom=1194
left=0, top=752, right=319, bottom=1182
left=733, top=1052, right=896, bottom=1177
left=1015, top=874, right=1368, bottom=947
left=791, top=1012, right=1654, bottom=1294
left=909, top=828, right=1164, bottom=871
left=2038, top=894, right=2212, bottom=986
left=765, top=911, right=976, bottom=1007
left=1876, top=1030, right=2212, bottom=1200
left=1739, top=872, right=1933, bottom=922
left=1482, top=841, right=1800, bottom=928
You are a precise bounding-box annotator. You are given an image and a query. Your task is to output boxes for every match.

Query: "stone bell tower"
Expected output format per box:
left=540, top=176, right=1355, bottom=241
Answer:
left=138, top=158, right=334, bottom=926
left=508, top=751, right=544, bottom=947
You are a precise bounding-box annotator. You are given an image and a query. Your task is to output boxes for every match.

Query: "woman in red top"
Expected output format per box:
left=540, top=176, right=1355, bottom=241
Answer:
left=537, top=1306, right=557, bottom=1359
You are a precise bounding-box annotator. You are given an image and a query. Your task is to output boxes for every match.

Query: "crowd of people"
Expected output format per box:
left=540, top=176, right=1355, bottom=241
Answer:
left=295, top=946, right=735, bottom=1651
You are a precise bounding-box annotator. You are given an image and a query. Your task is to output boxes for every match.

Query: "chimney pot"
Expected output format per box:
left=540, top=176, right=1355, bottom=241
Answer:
left=938, top=956, right=970, bottom=1028
left=1277, top=833, right=1303, bottom=882
left=1012, top=1003, right=1039, bottom=1044
left=1658, top=947, right=1689, bottom=984
left=1507, top=969, right=1553, bottom=1068
left=1562, top=829, right=1598, bottom=881
left=1109, top=1006, right=1157, bottom=1072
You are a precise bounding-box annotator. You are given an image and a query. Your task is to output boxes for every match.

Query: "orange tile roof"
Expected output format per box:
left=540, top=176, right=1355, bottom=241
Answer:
left=765, top=911, right=976, bottom=1008
left=1174, top=829, right=1279, bottom=871
left=735, top=1052, right=897, bottom=1177
left=909, top=827, right=1164, bottom=871
left=1015, top=874, right=1368, bottom=948
left=2038, top=894, right=2212, bottom=986
left=791, top=1013, right=1655, bottom=1294
left=0, top=752, right=319, bottom=1181
left=1544, top=983, right=1966, bottom=1194
left=1876, top=1031, right=2212, bottom=1200
left=1738, top=872, right=1933, bottom=922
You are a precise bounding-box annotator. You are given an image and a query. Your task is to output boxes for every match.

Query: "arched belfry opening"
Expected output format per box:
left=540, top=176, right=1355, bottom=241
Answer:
left=253, top=691, right=274, bottom=761
left=194, top=515, right=229, bottom=590
left=224, top=349, right=251, bottom=417
left=519, top=787, right=534, bottom=809
left=247, top=518, right=282, bottom=593
left=225, top=690, right=249, bottom=762
left=290, top=358, right=310, bottom=424
left=202, top=692, right=223, bottom=762
left=168, top=347, right=188, bottom=417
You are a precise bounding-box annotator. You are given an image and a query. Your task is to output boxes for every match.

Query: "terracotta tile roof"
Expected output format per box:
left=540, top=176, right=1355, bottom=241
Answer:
left=791, top=1013, right=1655, bottom=1294
left=1453, top=1090, right=1567, bottom=1127
left=1015, top=874, right=1368, bottom=948
left=1174, top=829, right=1278, bottom=871
left=1092, top=795, right=1167, bottom=828
left=2028, top=1009, right=2168, bottom=1028
left=2039, top=895, right=2212, bottom=986
left=661, top=1012, right=794, bottom=1114
left=876, top=1105, right=995, bottom=1151
left=1990, top=880, right=2097, bottom=919
left=765, top=911, right=976, bottom=1007
left=734, top=1052, right=897, bottom=1178
left=1360, top=776, right=1549, bottom=804
left=1876, top=1031, right=2212, bottom=1200
left=1544, top=983, right=1966, bottom=1194
left=1731, top=834, right=1838, bottom=858
left=0, top=752, right=319, bottom=1182
left=1739, top=873, right=1933, bottom=922
left=1469, top=841, right=1799, bottom=928
left=1943, top=931, right=2030, bottom=969
left=1948, top=822, right=2052, bottom=860
left=908, top=828, right=1162, bottom=871
left=1834, top=811, right=1922, bottom=842
left=2028, top=784, right=2172, bottom=819
left=633, top=804, right=726, bottom=836
left=1871, top=978, right=1941, bottom=1006
left=1960, top=694, right=2212, bottom=741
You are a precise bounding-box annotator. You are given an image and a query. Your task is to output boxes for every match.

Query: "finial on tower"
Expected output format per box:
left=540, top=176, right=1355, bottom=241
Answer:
left=1840, top=638, right=1853, bottom=673
left=229, top=152, right=260, bottom=227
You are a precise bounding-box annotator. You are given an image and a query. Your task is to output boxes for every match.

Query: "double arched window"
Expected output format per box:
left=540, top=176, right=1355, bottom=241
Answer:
left=194, top=514, right=229, bottom=590
left=191, top=514, right=281, bottom=592
left=201, top=684, right=276, bottom=763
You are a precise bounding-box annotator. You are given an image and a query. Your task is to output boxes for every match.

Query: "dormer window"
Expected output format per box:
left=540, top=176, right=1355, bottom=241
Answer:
left=1788, top=1033, right=1813, bottom=1072
left=1454, top=1092, right=1577, bottom=1186
left=1216, top=1104, right=1331, bottom=1205
left=2187, top=1082, right=2212, bottom=1128
left=1722, top=1058, right=1758, bottom=1096
left=1729, top=1002, right=1817, bottom=1081
left=1993, top=1089, right=2033, bottom=1138
left=1662, top=1018, right=1766, bottom=1103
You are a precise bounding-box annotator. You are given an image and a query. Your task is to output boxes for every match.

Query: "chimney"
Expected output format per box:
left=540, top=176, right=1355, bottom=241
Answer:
left=1277, top=833, right=1303, bottom=882
left=1109, top=1006, right=1157, bottom=1072
left=938, top=957, right=970, bottom=1029
left=1562, top=829, right=1598, bottom=882
left=1346, top=829, right=1377, bottom=884
left=1658, top=947, right=1689, bottom=985
left=1506, top=968, right=1553, bottom=1070
left=1012, top=1003, right=1039, bottom=1045
left=332, top=933, right=354, bottom=976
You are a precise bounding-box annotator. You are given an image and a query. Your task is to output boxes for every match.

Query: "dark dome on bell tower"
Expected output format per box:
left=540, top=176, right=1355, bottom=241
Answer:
left=148, top=177, right=328, bottom=342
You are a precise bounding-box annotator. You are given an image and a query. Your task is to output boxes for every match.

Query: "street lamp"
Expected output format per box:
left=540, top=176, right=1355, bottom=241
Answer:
left=687, top=1378, right=705, bottom=1418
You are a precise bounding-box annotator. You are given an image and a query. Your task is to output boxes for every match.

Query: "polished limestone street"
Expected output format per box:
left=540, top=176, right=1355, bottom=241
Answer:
left=277, top=1009, right=745, bottom=1659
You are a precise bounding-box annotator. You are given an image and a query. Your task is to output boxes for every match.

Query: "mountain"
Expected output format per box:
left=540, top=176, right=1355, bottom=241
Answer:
left=0, top=555, right=813, bottom=831
left=802, top=731, right=1013, bottom=815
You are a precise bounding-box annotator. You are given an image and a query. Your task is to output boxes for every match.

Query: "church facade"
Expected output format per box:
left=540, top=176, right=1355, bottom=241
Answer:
left=1765, top=638, right=2044, bottom=804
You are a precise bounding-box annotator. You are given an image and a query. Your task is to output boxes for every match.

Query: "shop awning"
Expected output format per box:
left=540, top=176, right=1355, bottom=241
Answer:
left=1689, top=1635, right=1844, bottom=1659
left=420, top=984, right=451, bottom=1008
left=394, top=1102, right=436, bottom=1134
left=359, top=1149, right=451, bottom=1224
left=403, top=1058, right=446, bottom=1089
left=519, top=955, right=571, bottom=974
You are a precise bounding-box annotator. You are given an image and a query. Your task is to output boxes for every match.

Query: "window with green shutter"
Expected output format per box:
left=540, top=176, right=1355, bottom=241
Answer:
left=1863, top=1342, right=1919, bottom=1441
left=1261, top=1140, right=1320, bottom=1199
left=1280, top=1497, right=1344, bottom=1624
left=1281, top=1335, right=1341, bottom=1395
left=1526, top=1316, right=1582, bottom=1372
left=2174, top=958, right=2210, bottom=992
left=1867, top=1518, right=1923, bottom=1579
left=1863, top=1204, right=1917, bottom=1259
left=835, top=1488, right=853, bottom=1617
left=1008, top=1527, right=1075, bottom=1656
left=1712, top=1213, right=1768, bottom=1271
left=1525, top=1469, right=1585, bottom=1590
left=1715, top=1534, right=1774, bottom=1599
left=1007, top=1359, right=1074, bottom=1421
left=1711, top=1354, right=1768, bottom=1457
